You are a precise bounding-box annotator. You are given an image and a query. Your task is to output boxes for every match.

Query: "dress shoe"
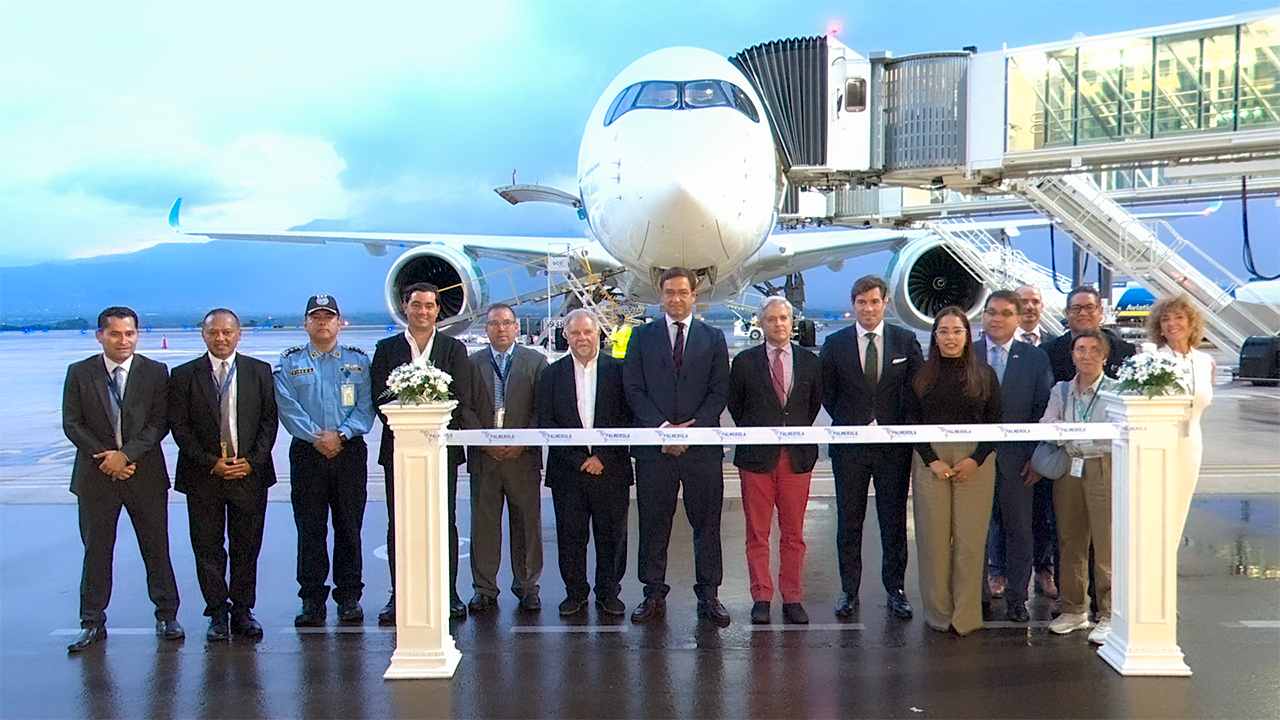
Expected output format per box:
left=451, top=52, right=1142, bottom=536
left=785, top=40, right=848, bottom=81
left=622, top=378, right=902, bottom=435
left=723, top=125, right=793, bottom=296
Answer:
left=206, top=613, right=230, bottom=642
left=595, top=596, right=626, bottom=617
left=630, top=595, right=666, bottom=623
left=782, top=603, right=810, bottom=625
left=337, top=603, right=363, bottom=625
left=987, top=574, right=1007, bottom=599
left=887, top=590, right=913, bottom=619
left=834, top=592, right=858, bottom=619
left=558, top=597, right=588, bottom=616
left=294, top=601, right=327, bottom=627
left=450, top=595, right=468, bottom=620
left=518, top=594, right=542, bottom=612
left=697, top=598, right=731, bottom=627
left=468, top=593, right=497, bottom=613
left=231, top=611, right=263, bottom=638
left=750, top=600, right=771, bottom=624
left=1036, top=569, right=1060, bottom=599
left=67, top=627, right=106, bottom=653
left=981, top=600, right=998, bottom=622
left=157, top=619, right=185, bottom=641
left=378, top=596, right=396, bottom=626
left=1005, top=603, right=1030, bottom=623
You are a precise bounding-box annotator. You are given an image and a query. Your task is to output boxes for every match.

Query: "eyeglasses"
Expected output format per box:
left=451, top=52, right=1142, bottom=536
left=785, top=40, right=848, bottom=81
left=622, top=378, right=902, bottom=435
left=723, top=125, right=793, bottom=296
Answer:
left=485, top=319, right=517, bottom=328
left=1072, top=346, right=1105, bottom=357
left=662, top=289, right=693, bottom=299
left=983, top=309, right=1017, bottom=318
left=1067, top=304, right=1100, bottom=314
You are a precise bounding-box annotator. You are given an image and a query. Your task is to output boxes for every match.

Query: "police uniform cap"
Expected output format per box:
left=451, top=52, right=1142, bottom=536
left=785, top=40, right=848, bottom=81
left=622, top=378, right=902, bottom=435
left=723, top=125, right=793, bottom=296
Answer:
left=305, top=295, right=340, bottom=316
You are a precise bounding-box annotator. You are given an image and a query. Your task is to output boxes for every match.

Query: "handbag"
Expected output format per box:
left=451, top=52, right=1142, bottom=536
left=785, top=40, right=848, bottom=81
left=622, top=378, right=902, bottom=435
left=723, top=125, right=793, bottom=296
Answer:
left=1031, top=383, right=1072, bottom=480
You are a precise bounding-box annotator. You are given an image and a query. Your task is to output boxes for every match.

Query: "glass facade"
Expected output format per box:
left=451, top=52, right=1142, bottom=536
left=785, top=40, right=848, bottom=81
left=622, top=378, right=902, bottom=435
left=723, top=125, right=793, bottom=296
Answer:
left=1006, top=16, right=1279, bottom=151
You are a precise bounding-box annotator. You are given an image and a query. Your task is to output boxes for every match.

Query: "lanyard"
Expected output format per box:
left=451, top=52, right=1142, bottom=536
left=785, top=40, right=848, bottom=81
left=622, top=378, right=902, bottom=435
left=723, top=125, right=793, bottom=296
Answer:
left=1074, top=385, right=1100, bottom=423
left=214, top=361, right=238, bottom=403
left=490, top=352, right=509, bottom=386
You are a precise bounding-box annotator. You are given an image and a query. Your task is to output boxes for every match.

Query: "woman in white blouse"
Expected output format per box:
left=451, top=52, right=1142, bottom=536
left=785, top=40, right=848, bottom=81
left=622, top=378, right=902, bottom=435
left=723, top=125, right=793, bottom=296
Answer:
left=1146, top=294, right=1216, bottom=538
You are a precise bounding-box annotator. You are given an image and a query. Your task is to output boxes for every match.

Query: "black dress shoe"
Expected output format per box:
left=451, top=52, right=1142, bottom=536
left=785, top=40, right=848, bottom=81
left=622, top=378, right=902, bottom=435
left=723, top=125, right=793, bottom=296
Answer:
left=450, top=596, right=468, bottom=620
left=468, top=593, right=497, bottom=613
left=697, top=598, right=731, bottom=627
left=750, top=601, right=771, bottom=624
left=378, top=597, right=396, bottom=626
left=887, top=590, right=913, bottom=619
left=231, top=611, right=264, bottom=638
left=558, top=597, right=588, bottom=616
left=834, top=592, right=858, bottom=618
left=595, top=596, right=626, bottom=617
left=157, top=619, right=185, bottom=641
left=337, top=603, right=363, bottom=624
left=67, top=627, right=106, bottom=653
left=518, top=594, right=542, bottom=612
left=782, top=603, right=810, bottom=625
left=630, top=595, right=666, bottom=623
left=295, top=602, right=327, bottom=627
left=206, top=613, right=230, bottom=642
left=1006, top=602, right=1030, bottom=623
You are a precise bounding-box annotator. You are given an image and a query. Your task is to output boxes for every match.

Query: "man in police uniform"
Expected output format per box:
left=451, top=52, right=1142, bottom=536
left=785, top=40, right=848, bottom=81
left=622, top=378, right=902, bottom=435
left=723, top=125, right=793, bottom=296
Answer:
left=274, top=295, right=375, bottom=627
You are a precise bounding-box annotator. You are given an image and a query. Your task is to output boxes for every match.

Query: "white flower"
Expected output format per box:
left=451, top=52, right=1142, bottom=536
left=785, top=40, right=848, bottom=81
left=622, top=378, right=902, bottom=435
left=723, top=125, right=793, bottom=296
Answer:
left=382, top=362, right=454, bottom=404
left=1116, top=351, right=1191, bottom=398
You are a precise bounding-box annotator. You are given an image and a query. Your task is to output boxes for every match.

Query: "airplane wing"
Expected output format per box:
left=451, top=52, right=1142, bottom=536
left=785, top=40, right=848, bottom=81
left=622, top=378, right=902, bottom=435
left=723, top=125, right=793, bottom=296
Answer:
left=740, top=228, right=918, bottom=287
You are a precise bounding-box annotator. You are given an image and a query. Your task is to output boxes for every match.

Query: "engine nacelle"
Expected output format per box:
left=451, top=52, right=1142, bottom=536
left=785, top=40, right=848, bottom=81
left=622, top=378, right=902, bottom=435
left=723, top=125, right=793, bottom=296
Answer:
left=884, top=236, right=988, bottom=332
left=384, top=245, right=488, bottom=332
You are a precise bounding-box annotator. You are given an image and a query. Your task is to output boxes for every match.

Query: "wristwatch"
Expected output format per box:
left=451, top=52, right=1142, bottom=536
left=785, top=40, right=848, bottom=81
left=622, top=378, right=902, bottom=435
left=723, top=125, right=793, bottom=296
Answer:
left=338, top=432, right=348, bottom=442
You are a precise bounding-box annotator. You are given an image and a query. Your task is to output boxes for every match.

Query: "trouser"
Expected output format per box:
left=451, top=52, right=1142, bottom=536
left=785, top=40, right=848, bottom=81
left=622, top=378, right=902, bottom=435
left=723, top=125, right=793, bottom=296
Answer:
left=384, top=460, right=462, bottom=602
left=912, top=443, right=996, bottom=635
left=1032, top=478, right=1059, bottom=579
left=635, top=454, right=724, bottom=601
left=982, top=463, right=1035, bottom=605
left=550, top=474, right=630, bottom=602
left=290, top=437, right=367, bottom=606
left=186, top=482, right=268, bottom=617
left=831, top=443, right=913, bottom=596
left=77, top=485, right=180, bottom=627
left=1054, top=456, right=1112, bottom=618
left=470, top=459, right=543, bottom=599
left=739, top=448, right=812, bottom=603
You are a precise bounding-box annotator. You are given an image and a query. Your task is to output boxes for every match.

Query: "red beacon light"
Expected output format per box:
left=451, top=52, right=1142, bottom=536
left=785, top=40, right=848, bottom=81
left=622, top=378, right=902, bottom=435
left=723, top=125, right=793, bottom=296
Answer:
left=827, top=20, right=842, bottom=36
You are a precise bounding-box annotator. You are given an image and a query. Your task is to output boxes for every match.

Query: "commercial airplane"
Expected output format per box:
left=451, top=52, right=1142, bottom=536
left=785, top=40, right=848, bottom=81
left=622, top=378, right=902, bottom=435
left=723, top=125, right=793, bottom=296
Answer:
left=168, top=45, right=1217, bottom=336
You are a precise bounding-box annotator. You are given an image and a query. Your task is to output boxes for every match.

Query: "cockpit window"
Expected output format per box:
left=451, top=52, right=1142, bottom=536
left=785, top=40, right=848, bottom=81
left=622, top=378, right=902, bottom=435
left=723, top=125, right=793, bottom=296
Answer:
left=604, top=79, right=761, bottom=126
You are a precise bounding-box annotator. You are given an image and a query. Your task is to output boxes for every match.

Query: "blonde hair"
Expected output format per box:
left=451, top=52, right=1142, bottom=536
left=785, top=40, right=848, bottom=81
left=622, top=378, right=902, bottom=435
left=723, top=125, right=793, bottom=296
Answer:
left=1146, top=294, right=1205, bottom=348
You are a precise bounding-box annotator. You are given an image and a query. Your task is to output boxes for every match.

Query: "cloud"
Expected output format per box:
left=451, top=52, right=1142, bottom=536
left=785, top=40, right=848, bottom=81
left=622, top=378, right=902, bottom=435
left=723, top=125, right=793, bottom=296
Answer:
left=47, top=157, right=239, bottom=213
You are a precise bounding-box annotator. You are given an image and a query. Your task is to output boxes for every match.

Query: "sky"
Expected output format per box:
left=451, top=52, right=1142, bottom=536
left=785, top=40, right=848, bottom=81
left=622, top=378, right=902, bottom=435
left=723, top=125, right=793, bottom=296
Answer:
left=1, top=1, right=1276, bottom=298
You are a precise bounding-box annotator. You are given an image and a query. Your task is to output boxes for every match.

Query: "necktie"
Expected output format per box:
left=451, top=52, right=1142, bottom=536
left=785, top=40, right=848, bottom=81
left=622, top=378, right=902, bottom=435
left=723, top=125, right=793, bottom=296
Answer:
left=1022, top=331, right=1037, bottom=345
left=672, top=321, right=685, bottom=376
left=110, top=366, right=125, bottom=448
left=770, top=348, right=787, bottom=406
left=493, top=351, right=510, bottom=410
left=863, top=331, right=878, bottom=388
left=990, top=345, right=1007, bottom=383
left=218, top=361, right=235, bottom=458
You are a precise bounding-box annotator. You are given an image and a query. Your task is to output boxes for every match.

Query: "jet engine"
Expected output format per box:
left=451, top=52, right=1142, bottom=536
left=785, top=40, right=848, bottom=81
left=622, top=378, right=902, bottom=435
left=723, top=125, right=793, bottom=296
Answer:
left=384, top=245, right=488, bottom=332
left=884, top=237, right=987, bottom=332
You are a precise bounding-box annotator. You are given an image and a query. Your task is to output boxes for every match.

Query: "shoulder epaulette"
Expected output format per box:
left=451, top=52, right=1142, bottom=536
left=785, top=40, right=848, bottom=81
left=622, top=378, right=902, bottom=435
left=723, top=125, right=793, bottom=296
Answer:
left=282, top=346, right=304, bottom=357
left=344, top=345, right=367, bottom=356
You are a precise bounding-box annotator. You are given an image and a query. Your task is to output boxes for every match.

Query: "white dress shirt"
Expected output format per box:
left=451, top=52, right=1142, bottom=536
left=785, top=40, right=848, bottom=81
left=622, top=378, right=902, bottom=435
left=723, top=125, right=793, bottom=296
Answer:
left=856, top=321, right=884, bottom=381
left=102, top=354, right=134, bottom=447
left=406, top=329, right=436, bottom=366
left=665, top=313, right=691, bottom=353
left=209, top=351, right=239, bottom=453
left=1018, top=327, right=1042, bottom=346
left=573, top=351, right=599, bottom=430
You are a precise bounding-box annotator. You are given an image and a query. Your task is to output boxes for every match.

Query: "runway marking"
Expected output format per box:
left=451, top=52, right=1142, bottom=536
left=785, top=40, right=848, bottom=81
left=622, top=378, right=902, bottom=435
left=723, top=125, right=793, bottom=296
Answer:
left=512, top=625, right=628, bottom=634
left=744, top=623, right=866, bottom=631
left=283, top=627, right=396, bottom=634
left=983, top=620, right=1054, bottom=629
left=1221, top=620, right=1280, bottom=628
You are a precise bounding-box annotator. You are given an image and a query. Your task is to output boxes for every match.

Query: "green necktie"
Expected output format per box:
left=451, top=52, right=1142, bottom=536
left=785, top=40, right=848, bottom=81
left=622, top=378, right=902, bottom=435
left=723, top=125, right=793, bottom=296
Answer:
left=864, top=332, right=878, bottom=388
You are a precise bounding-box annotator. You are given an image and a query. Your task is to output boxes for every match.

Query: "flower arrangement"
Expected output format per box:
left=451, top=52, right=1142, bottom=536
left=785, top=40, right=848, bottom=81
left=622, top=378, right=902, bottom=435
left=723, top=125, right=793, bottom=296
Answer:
left=381, top=362, right=453, bottom=405
left=1116, top=344, right=1191, bottom=398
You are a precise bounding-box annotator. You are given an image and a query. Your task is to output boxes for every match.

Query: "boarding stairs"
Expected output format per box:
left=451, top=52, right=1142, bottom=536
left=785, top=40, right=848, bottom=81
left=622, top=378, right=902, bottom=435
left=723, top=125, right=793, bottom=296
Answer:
left=1010, top=174, right=1280, bottom=355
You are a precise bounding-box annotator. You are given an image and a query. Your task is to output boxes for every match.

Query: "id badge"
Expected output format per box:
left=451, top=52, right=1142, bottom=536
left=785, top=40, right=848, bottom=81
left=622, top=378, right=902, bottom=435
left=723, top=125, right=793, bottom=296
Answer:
left=341, top=383, right=356, bottom=408
left=495, top=408, right=506, bottom=429
left=1070, top=457, right=1085, bottom=478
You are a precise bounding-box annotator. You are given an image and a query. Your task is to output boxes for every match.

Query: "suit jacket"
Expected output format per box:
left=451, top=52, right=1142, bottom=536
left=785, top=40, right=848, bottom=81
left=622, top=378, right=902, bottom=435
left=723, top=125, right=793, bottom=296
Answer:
left=371, top=332, right=478, bottom=468
left=537, top=353, right=635, bottom=489
left=1045, top=328, right=1136, bottom=383
left=167, top=353, right=278, bottom=493
left=467, top=344, right=546, bottom=475
left=820, top=322, right=924, bottom=453
left=974, top=338, right=1053, bottom=478
left=623, top=316, right=729, bottom=464
left=63, top=353, right=171, bottom=498
left=727, top=342, right=823, bottom=474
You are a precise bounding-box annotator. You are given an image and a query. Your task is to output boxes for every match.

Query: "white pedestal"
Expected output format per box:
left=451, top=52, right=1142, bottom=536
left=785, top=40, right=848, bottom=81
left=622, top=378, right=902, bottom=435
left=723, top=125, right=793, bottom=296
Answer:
left=1098, top=391, right=1193, bottom=676
left=382, top=402, right=462, bottom=680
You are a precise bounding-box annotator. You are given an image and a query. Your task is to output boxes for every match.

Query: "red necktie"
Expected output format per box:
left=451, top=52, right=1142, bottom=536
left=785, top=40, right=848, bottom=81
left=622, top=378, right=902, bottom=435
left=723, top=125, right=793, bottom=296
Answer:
left=771, top=347, right=787, bottom=406
left=672, top=321, right=685, bottom=376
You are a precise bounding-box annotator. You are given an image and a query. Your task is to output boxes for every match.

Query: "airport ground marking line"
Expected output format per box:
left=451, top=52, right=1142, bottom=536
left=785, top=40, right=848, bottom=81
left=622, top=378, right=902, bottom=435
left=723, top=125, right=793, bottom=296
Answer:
left=1228, top=620, right=1280, bottom=628
left=512, top=625, right=629, bottom=634
left=743, top=623, right=866, bottom=632
left=282, top=627, right=396, bottom=634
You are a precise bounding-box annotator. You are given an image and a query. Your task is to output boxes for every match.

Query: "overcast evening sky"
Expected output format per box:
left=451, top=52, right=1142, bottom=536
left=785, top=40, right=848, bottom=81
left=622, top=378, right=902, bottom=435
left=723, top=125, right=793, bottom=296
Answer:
left=0, top=0, right=1276, bottom=278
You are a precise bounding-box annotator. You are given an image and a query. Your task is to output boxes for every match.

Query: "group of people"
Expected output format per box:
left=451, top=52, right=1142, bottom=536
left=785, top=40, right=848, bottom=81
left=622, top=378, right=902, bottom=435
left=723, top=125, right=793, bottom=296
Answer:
left=61, top=268, right=1213, bottom=653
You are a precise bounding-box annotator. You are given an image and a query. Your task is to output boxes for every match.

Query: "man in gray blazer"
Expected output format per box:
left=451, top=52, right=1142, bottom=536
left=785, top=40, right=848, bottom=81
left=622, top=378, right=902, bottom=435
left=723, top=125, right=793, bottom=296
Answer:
left=467, top=304, right=548, bottom=612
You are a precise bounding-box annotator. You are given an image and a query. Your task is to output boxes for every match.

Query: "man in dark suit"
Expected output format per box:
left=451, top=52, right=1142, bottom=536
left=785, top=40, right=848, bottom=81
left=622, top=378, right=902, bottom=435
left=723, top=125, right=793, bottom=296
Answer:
left=467, top=303, right=547, bottom=612
left=624, top=267, right=731, bottom=626
left=62, top=306, right=183, bottom=652
left=1046, top=285, right=1136, bottom=383
left=168, top=308, right=278, bottom=641
left=821, top=275, right=924, bottom=620
left=371, top=282, right=477, bottom=624
left=974, top=291, right=1053, bottom=622
left=727, top=297, right=823, bottom=625
left=1016, top=283, right=1060, bottom=599
left=538, top=309, right=635, bottom=617
left=1014, top=284, right=1055, bottom=348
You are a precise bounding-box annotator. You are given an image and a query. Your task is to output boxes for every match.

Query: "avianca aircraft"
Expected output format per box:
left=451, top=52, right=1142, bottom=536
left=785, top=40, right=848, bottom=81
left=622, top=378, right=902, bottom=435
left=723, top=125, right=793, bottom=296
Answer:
left=168, top=45, right=1210, bottom=335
